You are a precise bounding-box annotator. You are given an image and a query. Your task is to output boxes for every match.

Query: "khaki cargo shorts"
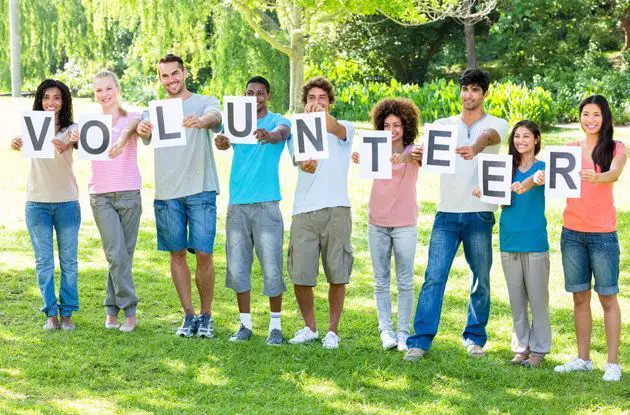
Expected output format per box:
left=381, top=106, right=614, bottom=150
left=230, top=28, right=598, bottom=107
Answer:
left=288, top=207, right=354, bottom=286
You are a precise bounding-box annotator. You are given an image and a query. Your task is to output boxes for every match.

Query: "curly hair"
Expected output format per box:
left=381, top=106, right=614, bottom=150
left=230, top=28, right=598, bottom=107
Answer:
left=371, top=98, right=420, bottom=147
left=301, top=76, right=335, bottom=106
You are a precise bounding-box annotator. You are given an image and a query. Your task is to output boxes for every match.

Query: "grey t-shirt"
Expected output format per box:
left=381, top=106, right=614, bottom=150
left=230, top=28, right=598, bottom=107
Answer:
left=144, top=93, right=222, bottom=200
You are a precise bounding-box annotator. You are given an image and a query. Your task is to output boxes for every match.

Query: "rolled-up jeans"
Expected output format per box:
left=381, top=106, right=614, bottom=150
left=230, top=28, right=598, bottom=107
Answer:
left=367, top=224, right=417, bottom=335
left=407, top=211, right=494, bottom=351
left=25, top=200, right=81, bottom=317
left=90, top=191, right=142, bottom=317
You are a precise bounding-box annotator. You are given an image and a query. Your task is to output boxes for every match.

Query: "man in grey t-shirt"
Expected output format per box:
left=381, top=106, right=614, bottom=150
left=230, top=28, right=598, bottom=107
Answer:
left=137, top=54, right=222, bottom=338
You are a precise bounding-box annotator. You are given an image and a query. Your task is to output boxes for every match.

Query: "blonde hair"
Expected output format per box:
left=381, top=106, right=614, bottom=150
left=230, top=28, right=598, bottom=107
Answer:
left=94, top=69, right=127, bottom=116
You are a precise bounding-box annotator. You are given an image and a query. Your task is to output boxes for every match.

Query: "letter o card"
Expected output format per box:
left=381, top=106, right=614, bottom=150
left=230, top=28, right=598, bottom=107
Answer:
left=477, top=153, right=512, bottom=205
left=359, top=130, right=392, bottom=179
left=21, top=111, right=55, bottom=159
left=78, top=114, right=112, bottom=161
left=290, top=112, right=329, bottom=162
left=223, top=96, right=257, bottom=144
left=149, top=98, right=186, bottom=149
left=422, top=123, right=457, bottom=174
left=544, top=146, right=582, bottom=198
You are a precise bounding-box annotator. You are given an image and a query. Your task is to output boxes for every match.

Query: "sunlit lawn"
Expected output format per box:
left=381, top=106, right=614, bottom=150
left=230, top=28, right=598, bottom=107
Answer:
left=0, top=98, right=629, bottom=414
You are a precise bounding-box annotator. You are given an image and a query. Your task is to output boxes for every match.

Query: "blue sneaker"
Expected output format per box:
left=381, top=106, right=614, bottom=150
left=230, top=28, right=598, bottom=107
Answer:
left=196, top=313, right=214, bottom=338
left=176, top=314, right=198, bottom=337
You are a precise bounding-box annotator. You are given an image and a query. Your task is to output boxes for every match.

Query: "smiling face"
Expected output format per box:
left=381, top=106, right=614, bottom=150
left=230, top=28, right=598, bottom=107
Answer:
left=512, top=126, right=537, bottom=154
left=94, top=76, right=119, bottom=111
left=306, top=87, right=331, bottom=112
left=41, top=87, right=63, bottom=115
left=384, top=114, right=403, bottom=142
left=460, top=83, right=486, bottom=111
left=246, top=82, right=270, bottom=113
left=158, top=61, right=187, bottom=97
left=580, top=103, right=603, bottom=136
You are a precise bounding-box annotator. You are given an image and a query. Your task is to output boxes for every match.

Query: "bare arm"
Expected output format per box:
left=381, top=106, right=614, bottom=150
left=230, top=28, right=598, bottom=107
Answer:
left=255, top=124, right=290, bottom=145
left=580, top=153, right=627, bottom=184
left=456, top=128, right=501, bottom=160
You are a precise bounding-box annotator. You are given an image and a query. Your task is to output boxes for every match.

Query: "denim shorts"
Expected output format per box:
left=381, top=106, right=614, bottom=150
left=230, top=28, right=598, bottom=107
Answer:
left=560, top=227, right=619, bottom=295
left=154, top=191, right=217, bottom=254
left=225, top=202, right=286, bottom=297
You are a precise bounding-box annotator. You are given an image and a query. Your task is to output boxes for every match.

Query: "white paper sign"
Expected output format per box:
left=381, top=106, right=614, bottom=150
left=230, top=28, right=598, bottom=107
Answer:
left=223, top=96, right=257, bottom=144
left=545, top=146, right=582, bottom=198
left=149, top=98, right=186, bottom=149
left=78, top=114, right=113, bottom=161
left=290, top=111, right=329, bottom=162
left=359, top=130, right=392, bottom=179
left=422, top=123, right=458, bottom=174
left=477, top=153, right=513, bottom=205
left=21, top=111, right=55, bottom=159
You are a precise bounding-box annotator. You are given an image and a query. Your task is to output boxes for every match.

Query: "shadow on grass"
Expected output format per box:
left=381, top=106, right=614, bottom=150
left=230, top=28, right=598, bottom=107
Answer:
left=1, top=212, right=629, bottom=414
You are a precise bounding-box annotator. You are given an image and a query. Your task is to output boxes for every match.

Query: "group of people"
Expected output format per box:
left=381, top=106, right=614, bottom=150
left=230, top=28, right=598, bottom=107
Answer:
left=10, top=54, right=626, bottom=382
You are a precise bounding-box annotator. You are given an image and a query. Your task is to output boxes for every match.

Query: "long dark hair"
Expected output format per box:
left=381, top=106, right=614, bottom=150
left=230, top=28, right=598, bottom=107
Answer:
left=579, top=95, right=615, bottom=172
left=32, top=79, right=73, bottom=132
left=508, top=120, right=541, bottom=177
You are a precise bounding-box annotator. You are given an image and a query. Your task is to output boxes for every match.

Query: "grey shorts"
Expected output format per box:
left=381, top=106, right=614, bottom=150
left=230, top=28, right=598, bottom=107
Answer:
left=225, top=202, right=286, bottom=297
left=288, top=207, right=354, bottom=286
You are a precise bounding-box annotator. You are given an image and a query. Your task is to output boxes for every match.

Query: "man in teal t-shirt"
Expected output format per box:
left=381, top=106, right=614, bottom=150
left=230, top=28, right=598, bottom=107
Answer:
left=215, top=76, right=291, bottom=345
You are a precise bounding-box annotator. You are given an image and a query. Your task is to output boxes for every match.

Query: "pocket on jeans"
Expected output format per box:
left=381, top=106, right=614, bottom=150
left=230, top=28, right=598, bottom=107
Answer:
left=154, top=203, right=169, bottom=235
left=262, top=203, right=282, bottom=223
left=203, top=202, right=217, bottom=234
left=475, top=211, right=495, bottom=224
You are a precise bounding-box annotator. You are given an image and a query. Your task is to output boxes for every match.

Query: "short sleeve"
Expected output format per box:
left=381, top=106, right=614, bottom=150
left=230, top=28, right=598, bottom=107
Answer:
left=493, top=118, right=509, bottom=142
left=339, top=120, right=354, bottom=146
left=201, top=96, right=222, bottom=133
left=614, top=141, right=627, bottom=157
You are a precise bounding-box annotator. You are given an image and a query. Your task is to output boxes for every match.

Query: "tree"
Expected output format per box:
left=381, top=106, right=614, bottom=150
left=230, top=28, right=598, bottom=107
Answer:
left=9, top=0, right=20, bottom=96
left=232, top=0, right=496, bottom=112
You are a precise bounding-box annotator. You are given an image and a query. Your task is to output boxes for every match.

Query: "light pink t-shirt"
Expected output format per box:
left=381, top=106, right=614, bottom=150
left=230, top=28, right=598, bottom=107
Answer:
left=88, top=112, right=141, bottom=194
left=368, top=145, right=420, bottom=227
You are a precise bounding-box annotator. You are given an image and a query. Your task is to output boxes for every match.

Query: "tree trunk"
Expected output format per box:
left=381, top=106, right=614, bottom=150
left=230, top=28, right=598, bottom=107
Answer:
left=464, top=21, right=476, bottom=69
left=9, top=0, right=21, bottom=97
left=621, top=16, right=629, bottom=51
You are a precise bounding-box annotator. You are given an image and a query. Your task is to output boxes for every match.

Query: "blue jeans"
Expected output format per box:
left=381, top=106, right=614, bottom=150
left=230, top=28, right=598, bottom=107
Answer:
left=367, top=224, right=417, bottom=335
left=25, top=201, right=81, bottom=317
left=407, top=211, right=495, bottom=351
left=154, top=191, right=217, bottom=254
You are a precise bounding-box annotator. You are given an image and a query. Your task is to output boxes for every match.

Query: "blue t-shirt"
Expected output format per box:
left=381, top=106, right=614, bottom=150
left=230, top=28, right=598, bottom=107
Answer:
left=229, top=111, right=290, bottom=204
left=289, top=120, right=354, bottom=215
left=499, top=160, right=549, bottom=252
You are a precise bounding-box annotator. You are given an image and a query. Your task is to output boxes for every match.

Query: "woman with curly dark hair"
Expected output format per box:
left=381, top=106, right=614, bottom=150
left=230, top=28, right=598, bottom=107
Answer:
left=352, top=97, right=422, bottom=351
left=10, top=79, right=81, bottom=331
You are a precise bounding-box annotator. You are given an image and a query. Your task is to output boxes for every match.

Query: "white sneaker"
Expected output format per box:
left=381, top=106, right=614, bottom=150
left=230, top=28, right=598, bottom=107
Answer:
left=554, top=357, right=593, bottom=373
left=288, top=327, right=319, bottom=344
left=602, top=363, right=622, bottom=381
left=322, top=331, right=340, bottom=349
left=380, top=330, right=397, bottom=350
left=397, top=332, right=409, bottom=351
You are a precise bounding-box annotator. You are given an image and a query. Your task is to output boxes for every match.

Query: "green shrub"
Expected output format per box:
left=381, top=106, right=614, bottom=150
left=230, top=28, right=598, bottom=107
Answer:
left=333, top=79, right=558, bottom=128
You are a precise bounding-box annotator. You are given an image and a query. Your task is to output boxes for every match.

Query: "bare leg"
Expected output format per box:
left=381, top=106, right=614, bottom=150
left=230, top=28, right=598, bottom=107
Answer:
left=195, top=252, right=215, bottom=315
left=327, top=283, right=346, bottom=334
left=237, top=290, right=251, bottom=313
left=170, top=250, right=194, bottom=315
left=269, top=294, right=282, bottom=313
left=599, top=294, right=621, bottom=364
left=573, top=290, right=592, bottom=361
left=294, top=285, right=316, bottom=331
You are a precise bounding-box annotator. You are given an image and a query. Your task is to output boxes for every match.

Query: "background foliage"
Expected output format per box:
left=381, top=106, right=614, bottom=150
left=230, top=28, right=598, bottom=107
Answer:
left=0, top=0, right=628, bottom=123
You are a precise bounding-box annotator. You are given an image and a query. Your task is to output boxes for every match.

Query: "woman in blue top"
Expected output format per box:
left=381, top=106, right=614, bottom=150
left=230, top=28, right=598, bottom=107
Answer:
left=474, top=120, right=550, bottom=367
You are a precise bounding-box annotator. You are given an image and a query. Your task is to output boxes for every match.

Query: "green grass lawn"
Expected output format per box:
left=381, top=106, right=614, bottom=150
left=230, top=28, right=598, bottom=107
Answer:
left=0, top=98, right=629, bottom=414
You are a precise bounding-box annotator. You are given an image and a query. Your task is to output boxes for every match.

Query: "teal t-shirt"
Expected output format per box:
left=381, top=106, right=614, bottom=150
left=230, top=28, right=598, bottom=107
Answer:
left=499, top=160, right=549, bottom=252
left=229, top=111, right=290, bottom=204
